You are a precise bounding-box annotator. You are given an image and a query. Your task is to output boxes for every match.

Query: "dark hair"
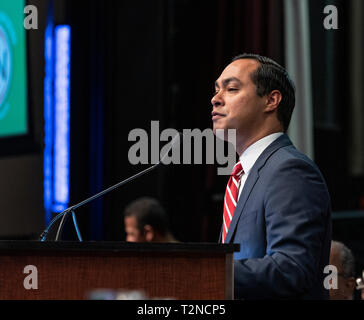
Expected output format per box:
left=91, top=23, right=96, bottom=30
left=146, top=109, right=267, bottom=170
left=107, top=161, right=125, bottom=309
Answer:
left=231, top=53, right=295, bottom=132
left=124, top=197, right=169, bottom=236
left=331, top=240, right=356, bottom=278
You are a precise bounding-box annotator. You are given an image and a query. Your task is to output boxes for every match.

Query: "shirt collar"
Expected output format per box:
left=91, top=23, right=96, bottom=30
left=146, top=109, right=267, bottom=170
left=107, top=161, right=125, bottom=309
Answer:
left=239, top=132, right=284, bottom=174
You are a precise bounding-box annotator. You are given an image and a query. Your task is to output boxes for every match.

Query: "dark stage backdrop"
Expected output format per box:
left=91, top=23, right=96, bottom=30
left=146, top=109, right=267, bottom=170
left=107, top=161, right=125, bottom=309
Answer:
left=51, top=0, right=364, bottom=277
left=59, top=0, right=285, bottom=242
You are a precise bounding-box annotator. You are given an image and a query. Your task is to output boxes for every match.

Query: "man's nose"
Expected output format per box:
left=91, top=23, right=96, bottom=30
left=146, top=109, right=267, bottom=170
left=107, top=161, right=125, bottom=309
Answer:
left=211, top=92, right=223, bottom=107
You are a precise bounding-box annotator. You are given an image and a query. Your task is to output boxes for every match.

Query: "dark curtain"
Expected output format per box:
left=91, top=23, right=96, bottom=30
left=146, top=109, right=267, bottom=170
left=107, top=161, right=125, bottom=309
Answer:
left=310, top=0, right=364, bottom=289
left=64, top=0, right=284, bottom=241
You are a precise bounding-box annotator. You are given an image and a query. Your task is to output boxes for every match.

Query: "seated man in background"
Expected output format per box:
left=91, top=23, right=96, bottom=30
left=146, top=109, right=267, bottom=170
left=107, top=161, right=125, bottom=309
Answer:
left=124, top=197, right=177, bottom=243
left=329, top=240, right=356, bottom=300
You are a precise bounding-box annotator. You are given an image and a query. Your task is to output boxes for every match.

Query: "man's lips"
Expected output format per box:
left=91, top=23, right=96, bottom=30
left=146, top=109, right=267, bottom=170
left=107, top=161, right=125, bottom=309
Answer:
left=211, top=111, right=225, bottom=120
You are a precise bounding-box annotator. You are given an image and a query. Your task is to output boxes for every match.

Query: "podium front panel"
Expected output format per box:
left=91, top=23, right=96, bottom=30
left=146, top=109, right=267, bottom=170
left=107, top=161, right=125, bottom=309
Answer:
left=0, top=241, right=238, bottom=300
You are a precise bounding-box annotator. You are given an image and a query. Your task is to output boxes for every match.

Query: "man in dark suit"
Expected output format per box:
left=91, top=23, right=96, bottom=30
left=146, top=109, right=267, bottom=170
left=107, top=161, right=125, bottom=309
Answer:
left=211, top=53, right=331, bottom=299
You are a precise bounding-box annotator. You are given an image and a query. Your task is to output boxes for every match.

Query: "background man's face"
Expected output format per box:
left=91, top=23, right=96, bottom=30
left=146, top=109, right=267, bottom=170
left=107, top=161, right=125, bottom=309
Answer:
left=124, top=216, right=145, bottom=242
left=211, top=59, right=266, bottom=141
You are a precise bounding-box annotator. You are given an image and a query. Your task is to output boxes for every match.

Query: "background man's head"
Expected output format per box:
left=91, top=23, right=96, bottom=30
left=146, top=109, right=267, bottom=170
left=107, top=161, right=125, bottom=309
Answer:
left=329, top=240, right=356, bottom=300
left=124, top=197, right=170, bottom=242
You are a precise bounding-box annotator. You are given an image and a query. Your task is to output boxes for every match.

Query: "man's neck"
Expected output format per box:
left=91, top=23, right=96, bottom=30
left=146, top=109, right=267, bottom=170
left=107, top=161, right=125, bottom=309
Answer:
left=236, top=128, right=283, bottom=156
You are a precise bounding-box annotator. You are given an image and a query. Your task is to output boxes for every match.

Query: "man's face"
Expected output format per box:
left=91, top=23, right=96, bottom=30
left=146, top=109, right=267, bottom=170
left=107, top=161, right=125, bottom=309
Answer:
left=124, top=216, right=146, bottom=242
left=211, top=59, right=266, bottom=143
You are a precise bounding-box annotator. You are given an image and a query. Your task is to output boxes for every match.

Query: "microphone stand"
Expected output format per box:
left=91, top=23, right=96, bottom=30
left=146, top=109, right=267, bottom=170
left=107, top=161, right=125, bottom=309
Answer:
left=39, top=132, right=182, bottom=242
left=39, top=163, right=160, bottom=241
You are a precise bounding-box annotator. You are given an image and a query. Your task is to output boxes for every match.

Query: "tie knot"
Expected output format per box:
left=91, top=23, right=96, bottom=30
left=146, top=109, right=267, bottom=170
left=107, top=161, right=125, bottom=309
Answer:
left=231, top=161, right=243, bottom=178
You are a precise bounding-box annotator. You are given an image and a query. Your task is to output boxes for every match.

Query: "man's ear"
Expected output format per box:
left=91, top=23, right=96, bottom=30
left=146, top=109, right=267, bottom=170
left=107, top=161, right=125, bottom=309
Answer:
left=264, top=90, right=282, bottom=113
left=143, top=225, right=155, bottom=242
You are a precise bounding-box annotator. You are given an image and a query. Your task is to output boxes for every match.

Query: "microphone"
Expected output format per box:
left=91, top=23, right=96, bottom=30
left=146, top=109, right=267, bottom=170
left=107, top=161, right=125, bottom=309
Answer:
left=160, top=131, right=181, bottom=163
left=39, top=131, right=182, bottom=241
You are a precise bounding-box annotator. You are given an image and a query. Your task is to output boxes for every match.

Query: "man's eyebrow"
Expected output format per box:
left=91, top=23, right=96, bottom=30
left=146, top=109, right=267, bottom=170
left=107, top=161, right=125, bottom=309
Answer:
left=215, top=77, right=242, bottom=88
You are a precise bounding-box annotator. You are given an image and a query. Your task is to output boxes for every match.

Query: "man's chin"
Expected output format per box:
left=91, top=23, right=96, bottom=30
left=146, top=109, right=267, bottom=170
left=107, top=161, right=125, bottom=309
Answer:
left=213, top=126, right=236, bottom=143
left=212, top=126, right=224, bottom=137
left=212, top=123, right=225, bottom=134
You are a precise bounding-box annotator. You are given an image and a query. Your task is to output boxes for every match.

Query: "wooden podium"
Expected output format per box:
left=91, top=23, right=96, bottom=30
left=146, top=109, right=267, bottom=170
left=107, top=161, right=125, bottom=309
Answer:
left=0, top=241, right=239, bottom=300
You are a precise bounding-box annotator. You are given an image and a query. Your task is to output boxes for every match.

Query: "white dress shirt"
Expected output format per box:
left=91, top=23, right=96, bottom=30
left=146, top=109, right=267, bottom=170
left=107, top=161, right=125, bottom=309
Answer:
left=237, top=132, right=284, bottom=200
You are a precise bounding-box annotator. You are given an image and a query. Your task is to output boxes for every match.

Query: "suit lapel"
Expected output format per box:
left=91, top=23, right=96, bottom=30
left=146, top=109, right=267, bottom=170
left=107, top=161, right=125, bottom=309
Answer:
left=224, top=134, right=292, bottom=243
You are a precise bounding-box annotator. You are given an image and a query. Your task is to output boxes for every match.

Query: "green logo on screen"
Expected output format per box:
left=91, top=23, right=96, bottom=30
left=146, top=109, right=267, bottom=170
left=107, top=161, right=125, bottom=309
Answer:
left=0, top=24, right=12, bottom=118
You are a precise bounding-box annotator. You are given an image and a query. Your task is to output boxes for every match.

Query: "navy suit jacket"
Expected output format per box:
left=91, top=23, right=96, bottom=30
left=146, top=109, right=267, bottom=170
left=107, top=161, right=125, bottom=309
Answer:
left=222, top=134, right=332, bottom=299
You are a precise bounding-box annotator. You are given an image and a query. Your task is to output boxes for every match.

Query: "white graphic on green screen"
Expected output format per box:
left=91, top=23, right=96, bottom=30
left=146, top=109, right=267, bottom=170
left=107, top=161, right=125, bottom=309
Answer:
left=0, top=24, right=11, bottom=115
left=0, top=1, right=28, bottom=138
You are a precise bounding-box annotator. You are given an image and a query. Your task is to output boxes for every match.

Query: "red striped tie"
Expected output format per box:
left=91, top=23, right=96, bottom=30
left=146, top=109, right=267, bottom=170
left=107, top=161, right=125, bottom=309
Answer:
left=222, top=161, right=244, bottom=243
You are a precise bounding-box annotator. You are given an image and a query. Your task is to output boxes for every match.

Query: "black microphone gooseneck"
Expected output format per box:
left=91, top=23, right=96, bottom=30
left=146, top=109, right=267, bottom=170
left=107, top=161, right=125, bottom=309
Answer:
left=39, top=132, right=181, bottom=241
